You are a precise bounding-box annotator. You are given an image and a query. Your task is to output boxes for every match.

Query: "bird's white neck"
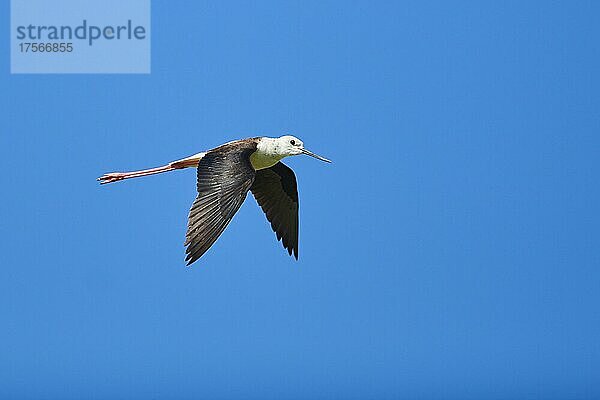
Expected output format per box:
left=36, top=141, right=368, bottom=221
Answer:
left=250, top=137, right=285, bottom=170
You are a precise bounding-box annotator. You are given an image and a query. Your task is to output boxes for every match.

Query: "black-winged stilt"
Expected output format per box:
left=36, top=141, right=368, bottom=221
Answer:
left=98, top=136, right=331, bottom=265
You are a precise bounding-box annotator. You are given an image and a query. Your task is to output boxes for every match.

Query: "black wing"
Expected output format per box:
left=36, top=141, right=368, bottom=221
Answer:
left=251, top=162, right=299, bottom=259
left=185, top=144, right=256, bottom=265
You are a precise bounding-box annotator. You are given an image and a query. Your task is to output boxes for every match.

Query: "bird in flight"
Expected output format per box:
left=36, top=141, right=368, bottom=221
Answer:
left=98, top=135, right=331, bottom=265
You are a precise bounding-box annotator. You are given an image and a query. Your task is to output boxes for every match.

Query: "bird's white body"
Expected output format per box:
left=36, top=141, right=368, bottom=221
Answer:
left=250, top=138, right=287, bottom=170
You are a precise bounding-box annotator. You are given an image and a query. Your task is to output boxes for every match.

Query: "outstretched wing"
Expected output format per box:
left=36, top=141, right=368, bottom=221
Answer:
left=185, top=143, right=256, bottom=265
left=251, top=162, right=299, bottom=259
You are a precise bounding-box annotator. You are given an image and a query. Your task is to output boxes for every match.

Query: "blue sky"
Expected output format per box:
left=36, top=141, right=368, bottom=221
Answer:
left=1, top=1, right=599, bottom=398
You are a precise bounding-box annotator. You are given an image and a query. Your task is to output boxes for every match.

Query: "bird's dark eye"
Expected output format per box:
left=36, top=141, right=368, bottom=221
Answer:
left=290, top=140, right=296, bottom=145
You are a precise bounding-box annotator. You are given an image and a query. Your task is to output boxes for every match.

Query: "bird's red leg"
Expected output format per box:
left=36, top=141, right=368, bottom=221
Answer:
left=98, top=153, right=204, bottom=184
left=97, top=164, right=176, bottom=184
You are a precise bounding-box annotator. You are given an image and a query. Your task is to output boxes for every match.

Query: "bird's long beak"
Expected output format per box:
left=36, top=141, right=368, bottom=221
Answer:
left=301, top=148, right=332, bottom=163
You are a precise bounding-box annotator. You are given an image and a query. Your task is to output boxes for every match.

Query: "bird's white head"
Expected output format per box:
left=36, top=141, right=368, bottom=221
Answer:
left=274, top=135, right=332, bottom=162
left=253, top=135, right=331, bottom=170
